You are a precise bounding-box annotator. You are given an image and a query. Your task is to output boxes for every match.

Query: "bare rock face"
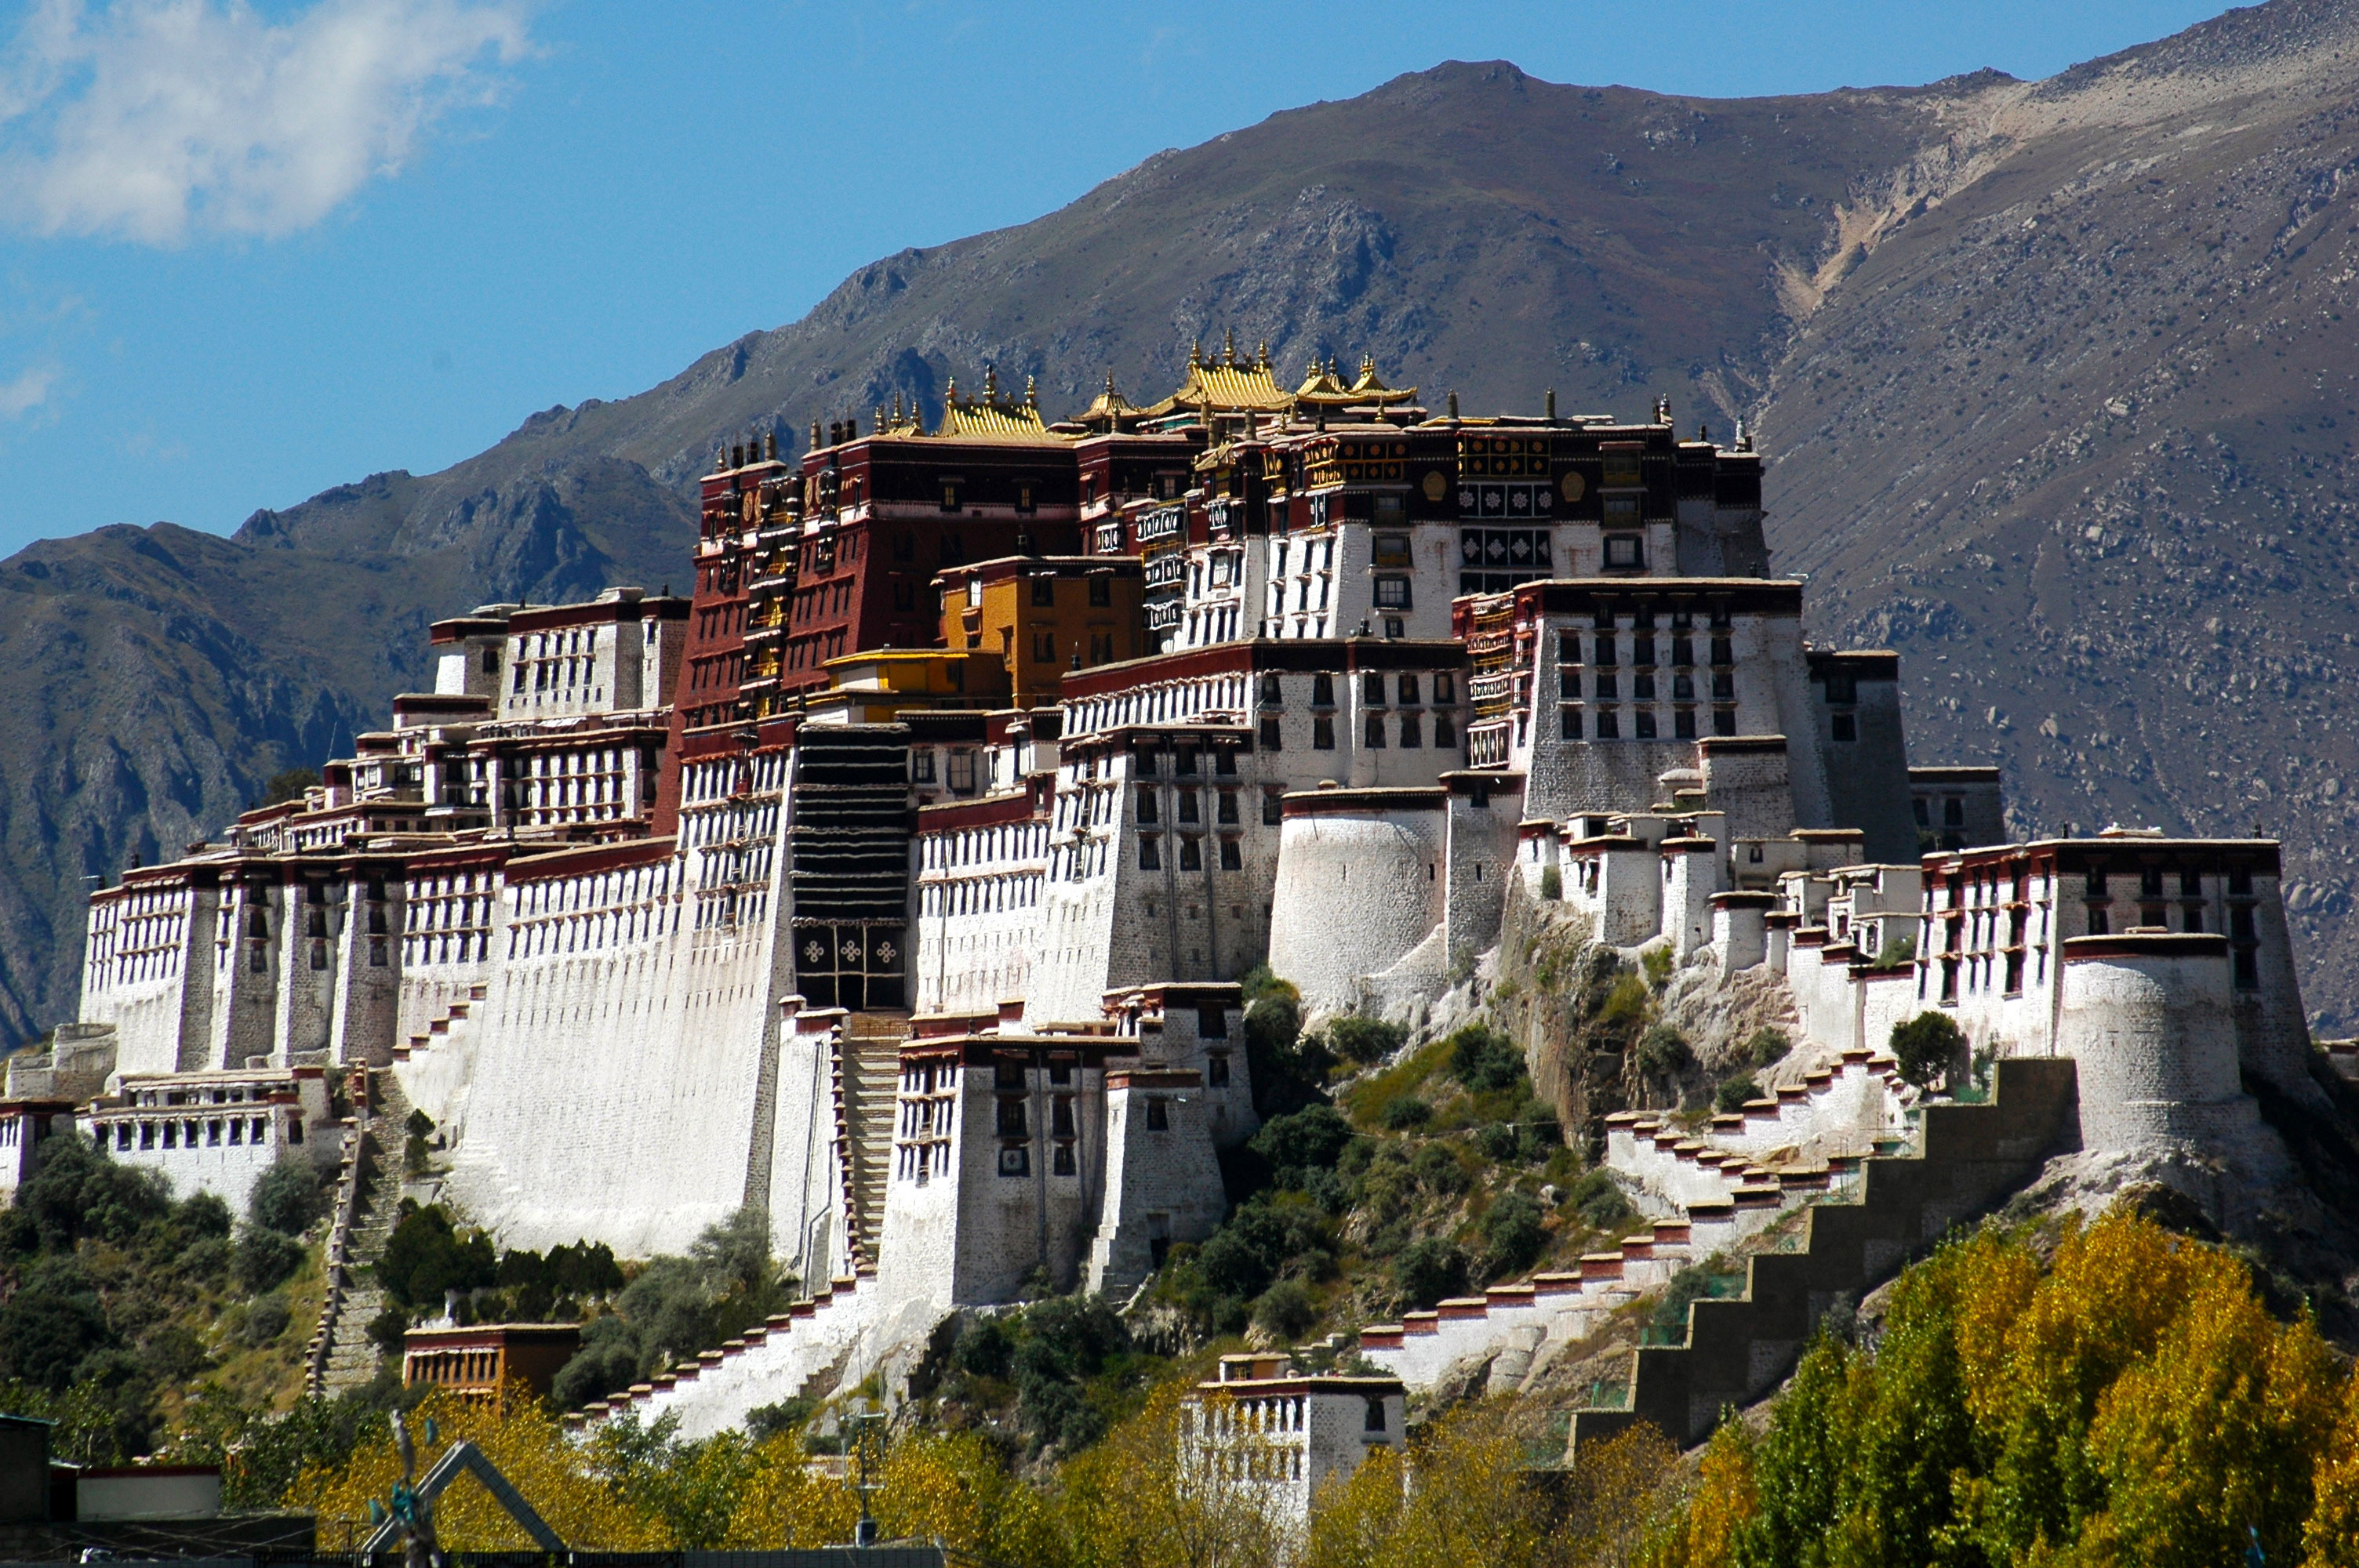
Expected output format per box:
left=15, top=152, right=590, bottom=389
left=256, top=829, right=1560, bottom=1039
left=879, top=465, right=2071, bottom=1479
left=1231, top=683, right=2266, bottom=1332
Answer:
left=14, top=1, right=2359, bottom=1036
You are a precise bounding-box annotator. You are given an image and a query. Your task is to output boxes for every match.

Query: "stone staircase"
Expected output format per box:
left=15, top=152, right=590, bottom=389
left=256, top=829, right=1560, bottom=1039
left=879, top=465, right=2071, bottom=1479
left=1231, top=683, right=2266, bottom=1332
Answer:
left=306, top=1068, right=415, bottom=1396
left=839, top=1012, right=907, bottom=1261
left=563, top=1266, right=882, bottom=1443
left=1568, top=1056, right=2077, bottom=1451
left=1354, top=1057, right=2078, bottom=1450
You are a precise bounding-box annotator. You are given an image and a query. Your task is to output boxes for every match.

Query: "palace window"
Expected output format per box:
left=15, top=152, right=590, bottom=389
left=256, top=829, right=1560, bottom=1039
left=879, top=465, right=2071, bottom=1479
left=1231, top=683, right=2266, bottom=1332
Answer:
left=1217, top=791, right=1239, bottom=824
left=1605, top=535, right=1644, bottom=568
left=1711, top=637, right=1734, bottom=665
left=1140, top=837, right=1161, bottom=871
left=1031, top=576, right=1056, bottom=607
left=1362, top=673, right=1385, bottom=705
left=1596, top=709, right=1621, bottom=740
left=1375, top=577, right=1411, bottom=610
left=1312, top=673, right=1336, bottom=706
left=998, top=1145, right=1030, bottom=1178
left=1177, top=789, right=1199, bottom=824
left=1144, top=1098, right=1170, bottom=1131
left=1365, top=714, right=1387, bottom=748
left=1634, top=636, right=1656, bottom=667
left=996, top=1098, right=1029, bottom=1138
left=1137, top=788, right=1159, bottom=825
left=1219, top=839, right=1243, bottom=870
left=1034, top=631, right=1057, bottom=664
left=1052, top=1143, right=1077, bottom=1176
left=1180, top=837, right=1203, bottom=871
left=1714, top=707, right=1737, bottom=736
left=1207, top=1054, right=1230, bottom=1087
left=1400, top=713, right=1423, bottom=747
left=1314, top=716, right=1336, bottom=750
left=1090, top=575, right=1113, bottom=607
left=1263, top=789, right=1285, bottom=826
left=1259, top=715, right=1282, bottom=750
left=1674, top=710, right=1696, bottom=740
left=1634, top=710, right=1657, bottom=740
left=1561, top=705, right=1583, bottom=739
left=1832, top=713, right=1858, bottom=742
left=1259, top=673, right=1283, bottom=706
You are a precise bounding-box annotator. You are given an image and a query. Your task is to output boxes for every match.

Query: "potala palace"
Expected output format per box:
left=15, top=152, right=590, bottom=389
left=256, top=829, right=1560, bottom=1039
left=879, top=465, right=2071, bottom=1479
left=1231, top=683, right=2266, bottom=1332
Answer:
left=14, top=343, right=2334, bottom=1454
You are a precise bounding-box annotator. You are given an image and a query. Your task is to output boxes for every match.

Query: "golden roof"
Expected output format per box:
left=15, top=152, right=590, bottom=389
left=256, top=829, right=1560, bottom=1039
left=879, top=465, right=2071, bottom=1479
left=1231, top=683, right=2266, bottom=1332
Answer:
left=924, top=368, right=1074, bottom=445
left=1140, top=332, right=1293, bottom=417
left=1139, top=336, right=1416, bottom=418
left=1081, top=372, right=1140, bottom=423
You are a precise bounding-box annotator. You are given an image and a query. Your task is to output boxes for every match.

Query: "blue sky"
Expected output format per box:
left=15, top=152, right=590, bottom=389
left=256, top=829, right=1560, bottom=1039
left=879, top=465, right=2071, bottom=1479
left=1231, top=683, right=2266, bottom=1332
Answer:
left=0, top=0, right=2227, bottom=554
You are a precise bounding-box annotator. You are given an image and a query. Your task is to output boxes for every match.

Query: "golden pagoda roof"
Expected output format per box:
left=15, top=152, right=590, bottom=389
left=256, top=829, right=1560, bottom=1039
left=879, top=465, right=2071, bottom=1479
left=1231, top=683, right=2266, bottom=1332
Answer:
left=1082, top=372, right=1139, bottom=421
left=1140, top=332, right=1294, bottom=417
left=924, top=368, right=1074, bottom=445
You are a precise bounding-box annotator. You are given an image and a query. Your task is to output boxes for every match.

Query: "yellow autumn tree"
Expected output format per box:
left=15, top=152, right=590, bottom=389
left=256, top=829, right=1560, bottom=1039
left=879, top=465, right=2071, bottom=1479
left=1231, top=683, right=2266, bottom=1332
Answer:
left=289, top=1389, right=667, bottom=1551
left=1304, top=1399, right=1619, bottom=1568
left=2307, top=1369, right=2359, bottom=1568
left=1061, top=1381, right=1287, bottom=1568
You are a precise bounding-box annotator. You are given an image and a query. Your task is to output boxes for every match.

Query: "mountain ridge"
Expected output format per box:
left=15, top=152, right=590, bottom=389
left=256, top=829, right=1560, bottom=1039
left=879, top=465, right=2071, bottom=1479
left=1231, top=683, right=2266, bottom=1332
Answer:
left=8, top=1, right=2359, bottom=1037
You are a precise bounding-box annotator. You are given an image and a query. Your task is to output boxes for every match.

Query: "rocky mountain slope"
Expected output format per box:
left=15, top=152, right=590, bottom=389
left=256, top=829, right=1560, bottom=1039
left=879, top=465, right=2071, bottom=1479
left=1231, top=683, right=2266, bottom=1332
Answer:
left=8, top=0, right=2359, bottom=1036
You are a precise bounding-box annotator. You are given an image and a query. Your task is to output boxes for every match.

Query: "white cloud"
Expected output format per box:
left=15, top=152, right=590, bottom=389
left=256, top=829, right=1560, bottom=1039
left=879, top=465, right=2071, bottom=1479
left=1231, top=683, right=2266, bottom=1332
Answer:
left=0, top=361, right=58, bottom=416
left=0, top=0, right=531, bottom=244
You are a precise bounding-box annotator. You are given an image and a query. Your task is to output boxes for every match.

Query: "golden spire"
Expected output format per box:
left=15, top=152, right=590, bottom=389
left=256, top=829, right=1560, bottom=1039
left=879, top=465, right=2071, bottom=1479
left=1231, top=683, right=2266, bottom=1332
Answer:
left=1223, top=327, right=1236, bottom=366
left=944, top=376, right=958, bottom=405
left=1189, top=339, right=1202, bottom=368
left=1024, top=374, right=1038, bottom=408
left=1255, top=340, right=1270, bottom=371
left=983, top=365, right=999, bottom=402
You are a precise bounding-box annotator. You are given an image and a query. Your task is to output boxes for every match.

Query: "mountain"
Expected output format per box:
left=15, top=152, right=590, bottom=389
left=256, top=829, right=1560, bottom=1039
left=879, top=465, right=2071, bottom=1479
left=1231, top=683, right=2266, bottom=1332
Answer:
left=7, top=0, right=2359, bottom=1037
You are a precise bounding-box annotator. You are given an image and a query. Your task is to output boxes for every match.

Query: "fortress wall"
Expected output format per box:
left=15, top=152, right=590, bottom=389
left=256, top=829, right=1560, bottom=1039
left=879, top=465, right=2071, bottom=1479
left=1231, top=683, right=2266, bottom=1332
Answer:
left=1085, top=1071, right=1227, bottom=1294
left=442, top=840, right=778, bottom=1257
left=1660, top=841, right=1721, bottom=957
left=763, top=1009, right=854, bottom=1287
left=2059, top=934, right=2259, bottom=1155
left=1267, top=796, right=1447, bottom=1018
left=1444, top=779, right=1522, bottom=965
left=1698, top=739, right=1795, bottom=843
left=943, top=1060, right=1103, bottom=1304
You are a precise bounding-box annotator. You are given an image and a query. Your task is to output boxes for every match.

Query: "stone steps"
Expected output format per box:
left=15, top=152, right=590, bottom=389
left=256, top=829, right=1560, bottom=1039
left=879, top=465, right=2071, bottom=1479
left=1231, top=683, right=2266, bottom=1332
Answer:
left=307, top=1062, right=424, bottom=1396
left=564, top=1266, right=884, bottom=1443
left=841, top=1014, right=906, bottom=1259
left=1566, top=1057, right=2077, bottom=1453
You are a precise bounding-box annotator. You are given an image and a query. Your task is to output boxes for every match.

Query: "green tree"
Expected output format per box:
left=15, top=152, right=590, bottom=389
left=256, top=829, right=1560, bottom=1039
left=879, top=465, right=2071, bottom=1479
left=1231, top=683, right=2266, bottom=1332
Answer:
left=1889, top=1011, right=1967, bottom=1091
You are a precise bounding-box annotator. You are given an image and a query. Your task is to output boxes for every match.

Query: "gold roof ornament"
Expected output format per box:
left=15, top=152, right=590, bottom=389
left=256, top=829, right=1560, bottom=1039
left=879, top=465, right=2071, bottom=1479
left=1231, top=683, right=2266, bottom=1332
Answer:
left=1081, top=372, right=1140, bottom=426
left=1255, top=340, right=1270, bottom=372
left=1222, top=327, right=1237, bottom=366
left=930, top=366, right=1072, bottom=444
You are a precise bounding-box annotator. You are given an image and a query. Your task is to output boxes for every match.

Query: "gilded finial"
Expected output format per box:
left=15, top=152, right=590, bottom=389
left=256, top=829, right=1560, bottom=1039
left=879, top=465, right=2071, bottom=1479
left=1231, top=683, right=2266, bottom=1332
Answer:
left=1105, top=371, right=1117, bottom=395
left=1025, top=375, right=1038, bottom=408
left=944, top=376, right=958, bottom=405
left=1223, top=327, right=1236, bottom=366
left=983, top=365, right=998, bottom=402
left=1255, top=339, right=1269, bottom=372
left=1189, top=339, right=1202, bottom=368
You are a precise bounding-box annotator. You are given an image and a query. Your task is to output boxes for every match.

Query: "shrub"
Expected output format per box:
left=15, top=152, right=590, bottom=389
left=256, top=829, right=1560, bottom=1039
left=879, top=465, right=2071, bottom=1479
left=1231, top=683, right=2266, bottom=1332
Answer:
left=365, top=1307, right=409, bottom=1357
left=1641, top=945, right=1675, bottom=990
left=1251, top=1279, right=1318, bottom=1341
left=1249, top=1104, right=1354, bottom=1179
left=1715, top=1073, right=1761, bottom=1114
left=244, top=1296, right=293, bottom=1348
left=1875, top=933, right=1918, bottom=968
left=1392, top=1240, right=1470, bottom=1311
left=376, top=1204, right=495, bottom=1311
left=1564, top=1171, right=1635, bottom=1234
left=1747, top=1026, right=1791, bottom=1067
left=1890, top=1011, right=1967, bottom=1090
left=249, top=1156, right=323, bottom=1236
left=551, top=1316, right=643, bottom=1410
left=1411, top=1142, right=1467, bottom=1196
left=1448, top=1024, right=1524, bottom=1092
left=743, top=1397, right=816, bottom=1443
left=1598, top=972, right=1651, bottom=1026
left=1481, top=1192, right=1548, bottom=1279
left=1198, top=1199, right=1333, bottom=1301
left=952, top=1314, right=1012, bottom=1379
left=1329, top=1016, right=1409, bottom=1066
left=1539, top=866, right=1563, bottom=901
left=1637, top=1023, right=1692, bottom=1078
left=234, top=1225, right=304, bottom=1294
left=1245, top=985, right=1329, bottom=1118
left=1475, top=1122, right=1521, bottom=1162
left=1379, top=1095, right=1433, bottom=1131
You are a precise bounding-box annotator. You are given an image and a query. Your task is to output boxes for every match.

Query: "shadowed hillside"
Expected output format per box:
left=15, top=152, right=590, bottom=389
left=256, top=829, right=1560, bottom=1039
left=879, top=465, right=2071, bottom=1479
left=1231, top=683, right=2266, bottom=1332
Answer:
left=9, top=0, right=2359, bottom=1035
